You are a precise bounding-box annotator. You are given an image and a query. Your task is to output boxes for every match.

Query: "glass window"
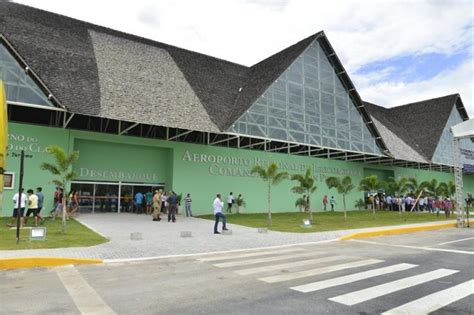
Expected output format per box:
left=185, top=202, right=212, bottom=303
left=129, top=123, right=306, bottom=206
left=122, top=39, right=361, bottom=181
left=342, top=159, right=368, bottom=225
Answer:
left=229, top=40, right=383, bottom=154
left=0, top=43, right=55, bottom=107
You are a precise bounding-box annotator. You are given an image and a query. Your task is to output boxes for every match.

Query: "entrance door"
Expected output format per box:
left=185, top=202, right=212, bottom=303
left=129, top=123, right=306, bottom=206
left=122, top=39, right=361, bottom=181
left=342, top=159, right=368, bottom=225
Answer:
left=94, top=184, right=119, bottom=212
left=73, top=183, right=94, bottom=213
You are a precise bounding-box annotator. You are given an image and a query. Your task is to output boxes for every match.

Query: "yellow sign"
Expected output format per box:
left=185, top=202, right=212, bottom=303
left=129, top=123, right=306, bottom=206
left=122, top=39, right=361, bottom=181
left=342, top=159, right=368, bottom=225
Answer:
left=0, top=79, right=7, bottom=210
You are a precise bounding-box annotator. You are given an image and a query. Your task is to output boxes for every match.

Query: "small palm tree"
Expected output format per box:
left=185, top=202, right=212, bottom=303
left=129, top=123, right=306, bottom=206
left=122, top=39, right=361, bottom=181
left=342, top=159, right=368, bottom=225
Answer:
left=326, top=176, right=354, bottom=221
left=295, top=197, right=307, bottom=213
left=387, top=177, right=409, bottom=215
left=405, top=177, right=428, bottom=211
left=421, top=179, right=445, bottom=197
left=354, top=198, right=365, bottom=210
left=251, top=163, right=288, bottom=226
left=359, top=175, right=384, bottom=216
left=291, top=168, right=317, bottom=222
left=40, top=145, right=79, bottom=234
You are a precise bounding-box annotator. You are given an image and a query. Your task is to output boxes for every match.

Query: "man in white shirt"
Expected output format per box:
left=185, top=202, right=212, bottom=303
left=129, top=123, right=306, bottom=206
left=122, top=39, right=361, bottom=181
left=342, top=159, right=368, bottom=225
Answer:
left=8, top=188, right=27, bottom=227
left=25, top=189, right=40, bottom=226
left=226, top=192, right=234, bottom=213
left=214, top=194, right=229, bottom=234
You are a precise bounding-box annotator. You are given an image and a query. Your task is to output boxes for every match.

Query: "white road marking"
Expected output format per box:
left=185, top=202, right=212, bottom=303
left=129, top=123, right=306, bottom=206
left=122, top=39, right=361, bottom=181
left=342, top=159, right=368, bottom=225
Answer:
left=433, top=236, right=474, bottom=246
left=329, top=268, right=459, bottom=306
left=104, top=239, right=337, bottom=264
left=212, top=251, right=325, bottom=268
left=235, top=255, right=350, bottom=275
left=55, top=265, right=116, bottom=315
left=382, top=279, right=474, bottom=315
left=351, top=239, right=474, bottom=255
left=291, top=263, right=417, bottom=293
left=197, top=247, right=305, bottom=262
left=259, top=259, right=383, bottom=283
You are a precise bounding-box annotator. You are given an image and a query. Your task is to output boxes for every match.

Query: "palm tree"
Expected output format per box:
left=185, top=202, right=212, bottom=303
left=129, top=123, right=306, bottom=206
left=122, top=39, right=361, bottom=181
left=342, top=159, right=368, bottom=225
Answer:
left=326, top=176, right=354, bottom=221
left=295, top=196, right=307, bottom=213
left=404, top=177, right=431, bottom=212
left=291, top=168, right=317, bottom=222
left=358, top=175, right=384, bottom=216
left=387, top=177, right=409, bottom=215
left=421, top=179, right=445, bottom=197
left=251, top=163, right=288, bottom=226
left=40, top=145, right=79, bottom=234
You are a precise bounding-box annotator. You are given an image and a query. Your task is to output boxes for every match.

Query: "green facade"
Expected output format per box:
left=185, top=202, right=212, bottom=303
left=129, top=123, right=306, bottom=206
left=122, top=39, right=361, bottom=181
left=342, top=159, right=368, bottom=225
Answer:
left=2, top=122, right=473, bottom=216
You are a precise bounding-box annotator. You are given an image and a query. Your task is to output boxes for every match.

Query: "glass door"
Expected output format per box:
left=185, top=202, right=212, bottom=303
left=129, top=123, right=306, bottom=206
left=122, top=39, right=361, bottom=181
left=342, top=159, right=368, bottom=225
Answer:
left=94, top=184, right=119, bottom=212
left=72, top=183, right=94, bottom=214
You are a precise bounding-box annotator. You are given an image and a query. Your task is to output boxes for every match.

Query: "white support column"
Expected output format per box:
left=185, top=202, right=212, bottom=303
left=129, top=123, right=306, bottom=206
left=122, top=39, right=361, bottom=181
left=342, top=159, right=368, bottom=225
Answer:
left=452, top=137, right=466, bottom=228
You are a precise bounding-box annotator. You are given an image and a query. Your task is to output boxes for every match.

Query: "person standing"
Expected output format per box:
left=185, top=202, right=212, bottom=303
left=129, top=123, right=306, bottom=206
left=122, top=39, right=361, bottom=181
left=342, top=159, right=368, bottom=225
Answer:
left=226, top=192, right=234, bottom=213
left=213, top=194, right=228, bottom=234
left=134, top=191, right=144, bottom=214
left=161, top=191, right=168, bottom=214
left=52, top=188, right=65, bottom=220
left=25, top=189, right=39, bottom=226
left=167, top=191, right=178, bottom=222
left=152, top=190, right=162, bottom=221
left=36, top=187, right=45, bottom=223
left=145, top=191, right=153, bottom=215
left=50, top=186, right=61, bottom=215
left=184, top=193, right=193, bottom=217
left=68, top=190, right=79, bottom=217
left=330, top=196, right=336, bottom=211
left=8, top=188, right=27, bottom=228
left=322, top=195, right=328, bottom=211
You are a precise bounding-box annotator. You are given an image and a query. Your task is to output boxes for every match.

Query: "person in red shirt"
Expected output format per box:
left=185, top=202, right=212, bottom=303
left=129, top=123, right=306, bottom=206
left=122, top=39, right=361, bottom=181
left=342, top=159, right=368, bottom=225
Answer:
left=322, top=195, right=328, bottom=211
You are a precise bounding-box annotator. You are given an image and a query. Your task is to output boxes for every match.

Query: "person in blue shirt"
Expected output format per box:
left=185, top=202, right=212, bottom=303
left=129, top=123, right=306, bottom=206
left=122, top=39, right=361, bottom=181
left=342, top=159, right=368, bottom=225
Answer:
left=36, top=187, right=46, bottom=224
left=134, top=191, right=144, bottom=214
left=167, top=191, right=178, bottom=222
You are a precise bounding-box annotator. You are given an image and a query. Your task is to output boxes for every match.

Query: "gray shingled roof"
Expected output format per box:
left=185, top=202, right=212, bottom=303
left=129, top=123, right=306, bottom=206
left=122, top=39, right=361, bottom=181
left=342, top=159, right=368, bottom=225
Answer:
left=364, top=94, right=469, bottom=161
left=1, top=1, right=469, bottom=165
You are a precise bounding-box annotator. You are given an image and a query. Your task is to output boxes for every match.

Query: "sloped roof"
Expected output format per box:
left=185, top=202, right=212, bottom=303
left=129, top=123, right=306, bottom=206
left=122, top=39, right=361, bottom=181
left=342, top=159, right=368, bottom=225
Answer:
left=364, top=94, right=469, bottom=161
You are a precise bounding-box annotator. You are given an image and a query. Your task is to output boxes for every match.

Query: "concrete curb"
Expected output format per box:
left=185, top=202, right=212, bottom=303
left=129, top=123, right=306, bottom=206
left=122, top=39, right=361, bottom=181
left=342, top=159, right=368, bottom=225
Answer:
left=338, top=222, right=457, bottom=241
left=0, top=257, right=103, bottom=270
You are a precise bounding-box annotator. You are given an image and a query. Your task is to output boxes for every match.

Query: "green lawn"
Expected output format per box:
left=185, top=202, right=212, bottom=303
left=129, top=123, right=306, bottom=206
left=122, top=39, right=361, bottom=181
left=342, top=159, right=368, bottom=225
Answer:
left=0, top=217, right=108, bottom=250
left=198, top=210, right=453, bottom=233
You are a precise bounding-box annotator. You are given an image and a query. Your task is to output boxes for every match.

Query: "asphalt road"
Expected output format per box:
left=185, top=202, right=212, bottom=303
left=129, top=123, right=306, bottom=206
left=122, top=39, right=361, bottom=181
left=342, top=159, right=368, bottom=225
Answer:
left=0, top=228, right=473, bottom=315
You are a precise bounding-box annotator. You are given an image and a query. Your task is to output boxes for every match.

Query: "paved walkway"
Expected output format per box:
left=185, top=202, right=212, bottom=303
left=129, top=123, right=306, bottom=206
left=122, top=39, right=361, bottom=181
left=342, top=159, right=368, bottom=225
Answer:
left=0, top=214, right=456, bottom=260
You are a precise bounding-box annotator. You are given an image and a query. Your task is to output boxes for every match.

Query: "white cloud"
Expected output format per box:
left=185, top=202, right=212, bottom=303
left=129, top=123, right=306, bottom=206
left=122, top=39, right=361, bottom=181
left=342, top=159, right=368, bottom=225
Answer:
left=12, top=0, right=474, bottom=115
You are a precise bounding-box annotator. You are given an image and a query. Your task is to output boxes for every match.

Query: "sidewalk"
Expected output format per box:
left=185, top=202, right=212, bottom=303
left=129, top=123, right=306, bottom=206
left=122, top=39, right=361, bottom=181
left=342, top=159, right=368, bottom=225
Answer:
left=0, top=213, right=457, bottom=260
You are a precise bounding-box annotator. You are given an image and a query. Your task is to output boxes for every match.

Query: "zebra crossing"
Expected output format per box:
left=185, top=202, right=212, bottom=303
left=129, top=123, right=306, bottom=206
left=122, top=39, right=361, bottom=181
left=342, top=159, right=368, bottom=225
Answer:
left=197, top=247, right=474, bottom=314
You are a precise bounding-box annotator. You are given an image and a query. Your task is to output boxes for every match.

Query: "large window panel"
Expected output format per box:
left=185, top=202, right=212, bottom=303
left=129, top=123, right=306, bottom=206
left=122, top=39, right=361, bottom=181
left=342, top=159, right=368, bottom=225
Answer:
left=0, top=43, right=55, bottom=107
left=228, top=39, right=383, bottom=155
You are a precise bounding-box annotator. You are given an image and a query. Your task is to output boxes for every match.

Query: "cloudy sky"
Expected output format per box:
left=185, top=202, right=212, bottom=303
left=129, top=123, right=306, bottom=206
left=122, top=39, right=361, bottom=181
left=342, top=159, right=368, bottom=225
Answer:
left=14, top=0, right=474, bottom=116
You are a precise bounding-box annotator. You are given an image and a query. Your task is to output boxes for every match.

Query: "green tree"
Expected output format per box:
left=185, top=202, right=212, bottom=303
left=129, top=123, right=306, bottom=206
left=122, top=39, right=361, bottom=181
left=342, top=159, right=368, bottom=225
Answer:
left=387, top=177, right=409, bottom=215
left=291, top=168, right=317, bottom=222
left=40, top=145, right=79, bottom=234
left=295, top=196, right=308, bottom=213
left=359, top=175, right=385, bottom=216
left=420, top=179, right=445, bottom=197
left=354, top=198, right=365, bottom=210
left=404, top=177, right=429, bottom=211
left=251, top=163, right=288, bottom=226
left=326, top=176, right=355, bottom=221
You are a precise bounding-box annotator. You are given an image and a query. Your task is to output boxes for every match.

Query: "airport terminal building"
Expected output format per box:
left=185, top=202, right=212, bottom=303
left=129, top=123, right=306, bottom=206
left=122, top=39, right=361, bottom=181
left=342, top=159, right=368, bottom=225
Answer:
left=1, top=2, right=473, bottom=215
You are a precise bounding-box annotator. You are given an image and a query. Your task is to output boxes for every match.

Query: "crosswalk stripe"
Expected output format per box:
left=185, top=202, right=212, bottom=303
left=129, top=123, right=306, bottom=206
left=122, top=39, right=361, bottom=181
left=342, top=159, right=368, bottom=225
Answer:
left=259, top=259, right=383, bottom=283
left=56, top=265, right=116, bottom=315
left=197, top=247, right=306, bottom=262
left=290, top=263, right=418, bottom=293
left=329, top=268, right=459, bottom=306
left=382, top=279, right=474, bottom=315
left=212, top=251, right=325, bottom=268
left=235, top=255, right=350, bottom=276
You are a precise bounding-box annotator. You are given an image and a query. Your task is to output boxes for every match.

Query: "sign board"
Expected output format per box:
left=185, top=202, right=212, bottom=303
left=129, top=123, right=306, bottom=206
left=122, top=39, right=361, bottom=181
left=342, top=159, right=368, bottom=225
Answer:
left=29, top=227, right=46, bottom=241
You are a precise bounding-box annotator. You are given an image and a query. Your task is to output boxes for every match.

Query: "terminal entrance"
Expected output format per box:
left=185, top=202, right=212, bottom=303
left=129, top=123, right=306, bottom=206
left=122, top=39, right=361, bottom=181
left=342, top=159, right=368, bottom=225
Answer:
left=71, top=181, right=165, bottom=214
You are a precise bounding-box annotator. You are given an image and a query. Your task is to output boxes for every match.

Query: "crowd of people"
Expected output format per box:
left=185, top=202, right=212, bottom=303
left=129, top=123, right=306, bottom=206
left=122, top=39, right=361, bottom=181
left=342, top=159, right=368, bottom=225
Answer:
left=365, top=193, right=455, bottom=217
left=8, top=186, right=83, bottom=229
